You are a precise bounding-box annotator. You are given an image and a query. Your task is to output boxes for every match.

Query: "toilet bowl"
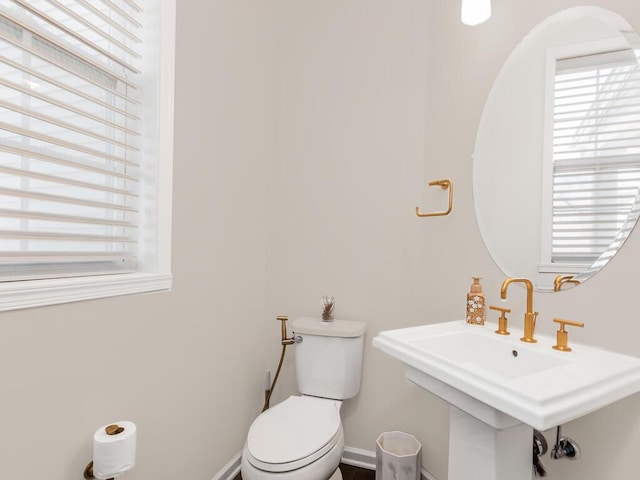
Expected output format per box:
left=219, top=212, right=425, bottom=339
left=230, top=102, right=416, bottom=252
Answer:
left=241, top=317, right=366, bottom=480
left=241, top=396, right=344, bottom=480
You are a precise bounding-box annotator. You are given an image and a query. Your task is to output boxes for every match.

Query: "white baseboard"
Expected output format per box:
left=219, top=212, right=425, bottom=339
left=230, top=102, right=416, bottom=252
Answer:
left=341, top=446, right=377, bottom=470
left=211, top=451, right=241, bottom=480
left=213, top=447, right=439, bottom=480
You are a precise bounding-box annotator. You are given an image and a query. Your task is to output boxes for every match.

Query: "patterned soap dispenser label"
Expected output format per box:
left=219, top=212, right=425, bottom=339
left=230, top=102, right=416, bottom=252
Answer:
left=466, top=276, right=486, bottom=325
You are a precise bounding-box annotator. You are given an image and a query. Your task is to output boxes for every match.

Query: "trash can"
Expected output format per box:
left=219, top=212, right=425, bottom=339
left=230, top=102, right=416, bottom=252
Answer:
left=375, top=431, right=422, bottom=480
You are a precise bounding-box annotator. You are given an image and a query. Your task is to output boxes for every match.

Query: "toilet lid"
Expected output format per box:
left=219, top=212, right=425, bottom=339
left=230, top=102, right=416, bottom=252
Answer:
left=247, top=396, right=341, bottom=465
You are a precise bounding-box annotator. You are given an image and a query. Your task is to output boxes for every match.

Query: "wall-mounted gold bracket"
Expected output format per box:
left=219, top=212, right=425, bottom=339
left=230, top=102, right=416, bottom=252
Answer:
left=277, top=315, right=295, bottom=345
left=416, top=179, right=453, bottom=217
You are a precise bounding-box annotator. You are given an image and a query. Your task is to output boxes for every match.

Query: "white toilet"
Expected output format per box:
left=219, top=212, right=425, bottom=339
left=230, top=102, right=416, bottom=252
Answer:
left=241, top=316, right=366, bottom=480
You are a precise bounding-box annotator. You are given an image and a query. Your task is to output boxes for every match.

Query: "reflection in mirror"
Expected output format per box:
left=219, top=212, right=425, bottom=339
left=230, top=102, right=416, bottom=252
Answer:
left=473, top=7, right=640, bottom=292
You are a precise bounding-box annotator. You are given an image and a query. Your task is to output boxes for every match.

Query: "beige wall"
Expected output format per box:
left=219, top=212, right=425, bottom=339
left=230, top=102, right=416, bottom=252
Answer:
left=2, top=1, right=640, bottom=480
left=268, top=1, right=640, bottom=479
left=0, top=1, right=274, bottom=479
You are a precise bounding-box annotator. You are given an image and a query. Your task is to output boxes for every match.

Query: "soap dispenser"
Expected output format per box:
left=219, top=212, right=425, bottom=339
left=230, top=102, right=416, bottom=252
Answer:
left=466, top=277, right=486, bottom=325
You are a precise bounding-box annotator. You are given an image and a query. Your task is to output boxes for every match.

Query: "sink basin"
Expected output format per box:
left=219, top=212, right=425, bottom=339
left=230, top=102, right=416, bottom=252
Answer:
left=373, top=320, right=640, bottom=431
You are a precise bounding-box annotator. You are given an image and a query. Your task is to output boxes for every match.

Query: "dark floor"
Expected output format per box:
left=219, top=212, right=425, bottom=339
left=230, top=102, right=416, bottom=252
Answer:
left=233, top=463, right=375, bottom=480
left=338, top=464, right=376, bottom=480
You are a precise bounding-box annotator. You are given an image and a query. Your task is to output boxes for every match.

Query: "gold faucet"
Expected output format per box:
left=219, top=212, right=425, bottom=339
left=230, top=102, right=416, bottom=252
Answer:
left=553, top=275, right=581, bottom=292
left=500, top=277, right=538, bottom=343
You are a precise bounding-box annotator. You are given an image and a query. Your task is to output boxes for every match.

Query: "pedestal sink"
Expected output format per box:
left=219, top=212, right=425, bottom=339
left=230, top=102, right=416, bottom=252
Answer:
left=373, top=320, right=640, bottom=479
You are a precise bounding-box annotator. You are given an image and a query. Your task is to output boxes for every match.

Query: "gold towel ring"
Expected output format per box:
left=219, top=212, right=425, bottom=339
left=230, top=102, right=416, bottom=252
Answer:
left=416, top=179, right=453, bottom=217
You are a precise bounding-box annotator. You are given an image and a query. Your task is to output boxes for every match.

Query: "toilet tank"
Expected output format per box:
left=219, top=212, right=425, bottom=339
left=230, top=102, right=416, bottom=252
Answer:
left=292, top=317, right=366, bottom=400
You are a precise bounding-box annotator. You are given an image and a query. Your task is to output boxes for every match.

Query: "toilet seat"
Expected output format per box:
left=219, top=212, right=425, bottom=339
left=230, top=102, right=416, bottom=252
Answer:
left=246, top=396, right=342, bottom=473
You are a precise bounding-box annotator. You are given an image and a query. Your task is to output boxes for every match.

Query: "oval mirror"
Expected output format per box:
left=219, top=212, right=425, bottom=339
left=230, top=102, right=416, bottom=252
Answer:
left=473, top=7, right=640, bottom=292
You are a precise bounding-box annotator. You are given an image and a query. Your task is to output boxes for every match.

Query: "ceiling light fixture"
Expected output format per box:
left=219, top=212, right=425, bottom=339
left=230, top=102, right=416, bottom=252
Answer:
left=461, top=0, right=491, bottom=26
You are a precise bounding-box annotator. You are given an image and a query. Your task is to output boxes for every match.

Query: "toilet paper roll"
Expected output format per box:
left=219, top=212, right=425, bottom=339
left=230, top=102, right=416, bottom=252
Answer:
left=93, top=421, right=137, bottom=480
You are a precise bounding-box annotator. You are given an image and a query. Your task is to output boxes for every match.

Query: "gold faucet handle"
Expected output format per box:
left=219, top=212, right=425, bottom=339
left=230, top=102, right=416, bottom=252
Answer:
left=489, top=305, right=511, bottom=314
left=552, top=318, right=584, bottom=352
left=489, top=305, right=511, bottom=336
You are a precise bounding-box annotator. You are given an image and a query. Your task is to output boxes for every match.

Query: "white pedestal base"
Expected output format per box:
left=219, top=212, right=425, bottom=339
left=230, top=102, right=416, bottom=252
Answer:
left=448, top=406, right=533, bottom=480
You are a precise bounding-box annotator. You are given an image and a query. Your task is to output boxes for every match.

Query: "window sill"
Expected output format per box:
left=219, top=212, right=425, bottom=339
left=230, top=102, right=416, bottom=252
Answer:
left=537, top=262, right=589, bottom=274
left=0, top=273, right=172, bottom=312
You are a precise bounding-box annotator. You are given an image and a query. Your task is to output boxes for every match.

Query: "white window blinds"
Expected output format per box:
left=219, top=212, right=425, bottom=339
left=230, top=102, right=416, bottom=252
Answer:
left=0, top=0, right=142, bottom=280
left=552, top=49, right=640, bottom=265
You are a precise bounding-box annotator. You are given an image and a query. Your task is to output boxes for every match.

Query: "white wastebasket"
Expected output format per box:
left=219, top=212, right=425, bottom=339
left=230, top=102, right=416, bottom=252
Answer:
left=375, top=431, right=422, bottom=480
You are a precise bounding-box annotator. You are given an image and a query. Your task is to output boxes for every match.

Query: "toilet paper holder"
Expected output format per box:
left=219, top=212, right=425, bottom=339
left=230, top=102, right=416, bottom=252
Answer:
left=83, top=424, right=125, bottom=480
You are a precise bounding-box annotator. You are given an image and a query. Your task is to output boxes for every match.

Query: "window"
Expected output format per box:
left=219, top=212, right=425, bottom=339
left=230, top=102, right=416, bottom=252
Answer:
left=541, top=43, right=640, bottom=273
left=0, top=0, right=174, bottom=310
